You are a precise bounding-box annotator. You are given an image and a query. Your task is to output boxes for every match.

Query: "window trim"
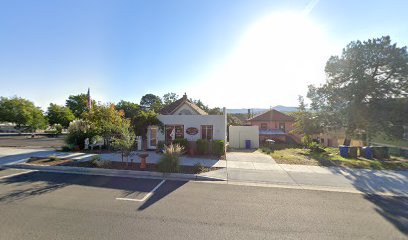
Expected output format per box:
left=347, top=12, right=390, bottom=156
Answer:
left=201, top=125, right=213, bottom=140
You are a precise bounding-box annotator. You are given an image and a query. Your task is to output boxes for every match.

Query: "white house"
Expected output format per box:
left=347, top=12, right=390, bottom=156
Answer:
left=146, top=94, right=227, bottom=149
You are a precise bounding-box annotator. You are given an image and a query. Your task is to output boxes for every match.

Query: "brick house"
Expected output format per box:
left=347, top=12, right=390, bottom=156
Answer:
left=246, top=109, right=299, bottom=144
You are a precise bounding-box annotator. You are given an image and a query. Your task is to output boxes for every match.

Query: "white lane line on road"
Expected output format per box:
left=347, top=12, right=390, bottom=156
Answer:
left=0, top=170, right=35, bottom=180
left=116, top=179, right=166, bottom=202
left=4, top=158, right=30, bottom=166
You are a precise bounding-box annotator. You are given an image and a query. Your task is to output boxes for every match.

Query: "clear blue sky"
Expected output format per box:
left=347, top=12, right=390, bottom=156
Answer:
left=1, top=0, right=407, bottom=110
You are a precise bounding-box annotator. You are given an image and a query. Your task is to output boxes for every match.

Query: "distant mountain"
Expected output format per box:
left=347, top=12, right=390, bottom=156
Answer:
left=226, top=108, right=267, bottom=114
left=227, top=106, right=298, bottom=114
left=272, top=105, right=298, bottom=113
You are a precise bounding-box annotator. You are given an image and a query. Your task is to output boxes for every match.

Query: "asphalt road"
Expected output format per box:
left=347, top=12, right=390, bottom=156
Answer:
left=0, top=169, right=406, bottom=240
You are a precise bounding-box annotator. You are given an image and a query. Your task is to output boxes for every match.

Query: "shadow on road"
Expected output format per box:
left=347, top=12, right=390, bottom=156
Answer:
left=138, top=180, right=186, bottom=211
left=330, top=167, right=408, bottom=235
left=0, top=170, right=220, bottom=211
left=365, top=194, right=408, bottom=235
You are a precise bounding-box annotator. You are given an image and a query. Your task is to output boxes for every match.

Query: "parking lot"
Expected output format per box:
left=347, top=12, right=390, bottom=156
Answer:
left=0, top=135, right=65, bottom=149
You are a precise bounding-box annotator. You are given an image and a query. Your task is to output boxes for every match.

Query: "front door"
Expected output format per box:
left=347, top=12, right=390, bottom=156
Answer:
left=148, top=127, right=157, bottom=149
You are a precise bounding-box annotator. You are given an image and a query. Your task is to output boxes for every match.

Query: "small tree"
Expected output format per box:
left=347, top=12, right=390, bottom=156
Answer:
left=112, top=121, right=135, bottom=165
left=53, top=124, right=63, bottom=134
left=83, top=103, right=128, bottom=149
left=291, top=96, right=322, bottom=146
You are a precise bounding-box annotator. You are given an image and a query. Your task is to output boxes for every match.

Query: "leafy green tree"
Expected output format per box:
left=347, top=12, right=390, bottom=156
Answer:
left=307, top=36, right=408, bottom=139
left=291, top=96, right=322, bottom=145
left=65, top=94, right=95, bottom=118
left=47, top=103, right=75, bottom=128
left=0, top=96, right=47, bottom=132
left=191, top=99, right=209, bottom=112
left=115, top=100, right=140, bottom=119
left=83, top=103, right=128, bottom=149
left=162, top=92, right=179, bottom=106
left=53, top=124, right=63, bottom=134
left=227, top=115, right=242, bottom=126
left=140, top=94, right=163, bottom=112
left=190, top=98, right=224, bottom=115
left=112, top=121, right=136, bottom=164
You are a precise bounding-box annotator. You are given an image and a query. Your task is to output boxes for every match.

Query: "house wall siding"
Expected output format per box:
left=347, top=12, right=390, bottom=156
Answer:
left=249, top=120, right=295, bottom=133
left=156, top=115, right=226, bottom=142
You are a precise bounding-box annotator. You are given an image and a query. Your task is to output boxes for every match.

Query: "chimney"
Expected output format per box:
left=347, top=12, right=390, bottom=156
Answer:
left=183, top=93, right=187, bottom=100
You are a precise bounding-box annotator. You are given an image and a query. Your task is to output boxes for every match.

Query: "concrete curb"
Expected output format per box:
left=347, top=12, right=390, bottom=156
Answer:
left=2, top=163, right=227, bottom=182
left=225, top=180, right=408, bottom=197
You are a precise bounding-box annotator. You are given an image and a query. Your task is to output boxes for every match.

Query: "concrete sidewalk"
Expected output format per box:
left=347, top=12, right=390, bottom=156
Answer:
left=1, top=147, right=408, bottom=196
left=224, top=164, right=408, bottom=196
left=99, top=151, right=226, bottom=168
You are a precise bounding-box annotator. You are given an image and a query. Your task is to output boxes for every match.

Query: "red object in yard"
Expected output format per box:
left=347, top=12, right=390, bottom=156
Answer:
left=138, top=153, right=149, bottom=170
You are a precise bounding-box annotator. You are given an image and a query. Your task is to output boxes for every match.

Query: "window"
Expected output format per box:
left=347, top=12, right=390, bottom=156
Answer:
left=260, top=123, right=267, bottom=130
left=320, top=138, right=324, bottom=144
left=165, top=125, right=184, bottom=143
left=279, top=122, right=285, bottom=132
left=201, top=125, right=213, bottom=140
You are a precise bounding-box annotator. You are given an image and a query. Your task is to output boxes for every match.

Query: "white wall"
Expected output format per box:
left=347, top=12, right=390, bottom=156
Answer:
left=229, top=126, right=259, bottom=149
left=156, top=115, right=227, bottom=142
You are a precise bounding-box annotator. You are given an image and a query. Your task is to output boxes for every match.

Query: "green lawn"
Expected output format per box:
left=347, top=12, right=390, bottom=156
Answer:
left=259, top=145, right=408, bottom=170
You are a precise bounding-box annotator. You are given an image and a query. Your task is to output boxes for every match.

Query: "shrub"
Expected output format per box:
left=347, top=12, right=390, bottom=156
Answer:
left=172, top=138, right=189, bottom=152
left=212, top=140, right=225, bottom=156
left=193, top=162, right=205, bottom=174
left=65, top=120, right=96, bottom=149
left=301, top=135, right=312, bottom=146
left=307, top=141, right=325, bottom=153
left=157, top=144, right=183, bottom=173
left=196, top=139, right=209, bottom=155
left=54, top=124, right=63, bottom=134
left=61, top=144, right=75, bottom=152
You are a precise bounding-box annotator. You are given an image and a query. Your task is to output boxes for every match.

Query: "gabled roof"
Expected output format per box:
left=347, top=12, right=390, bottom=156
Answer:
left=158, top=93, right=208, bottom=115
left=248, top=109, right=294, bottom=122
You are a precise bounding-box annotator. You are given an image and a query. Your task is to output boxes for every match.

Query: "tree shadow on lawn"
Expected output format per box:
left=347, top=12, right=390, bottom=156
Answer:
left=329, top=167, right=408, bottom=235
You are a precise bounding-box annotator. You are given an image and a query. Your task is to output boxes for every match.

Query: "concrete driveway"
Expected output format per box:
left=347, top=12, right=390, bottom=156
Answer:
left=226, top=150, right=279, bottom=170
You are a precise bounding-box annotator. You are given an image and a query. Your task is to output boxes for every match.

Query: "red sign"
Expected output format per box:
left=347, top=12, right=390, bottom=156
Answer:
left=186, top=127, right=198, bottom=135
